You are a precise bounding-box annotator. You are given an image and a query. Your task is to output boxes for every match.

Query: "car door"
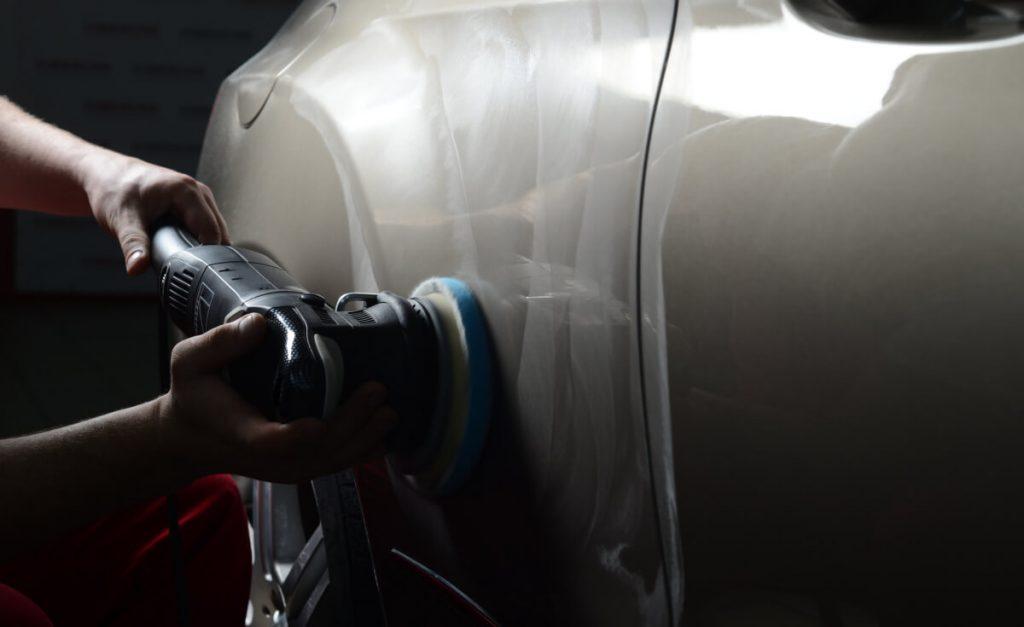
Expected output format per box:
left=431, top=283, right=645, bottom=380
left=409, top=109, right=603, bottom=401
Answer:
left=642, top=1, right=1024, bottom=623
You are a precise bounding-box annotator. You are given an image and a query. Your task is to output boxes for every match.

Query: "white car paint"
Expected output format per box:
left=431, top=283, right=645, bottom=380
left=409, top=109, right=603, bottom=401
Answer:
left=200, top=0, right=1024, bottom=623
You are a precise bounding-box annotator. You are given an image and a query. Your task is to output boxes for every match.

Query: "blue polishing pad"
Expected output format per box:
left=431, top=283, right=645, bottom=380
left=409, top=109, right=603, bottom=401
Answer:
left=408, top=277, right=493, bottom=494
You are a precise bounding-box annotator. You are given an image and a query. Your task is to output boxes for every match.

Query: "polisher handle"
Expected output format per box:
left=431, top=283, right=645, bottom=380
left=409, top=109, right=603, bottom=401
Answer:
left=149, top=219, right=437, bottom=449
left=150, top=216, right=339, bottom=421
left=150, top=215, right=199, bottom=269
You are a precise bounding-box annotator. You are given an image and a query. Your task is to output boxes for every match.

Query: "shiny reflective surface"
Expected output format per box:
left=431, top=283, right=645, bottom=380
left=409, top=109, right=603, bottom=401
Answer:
left=202, top=0, right=1024, bottom=622
left=644, top=1, right=1024, bottom=623
left=233, top=1, right=337, bottom=127
left=200, top=0, right=675, bottom=623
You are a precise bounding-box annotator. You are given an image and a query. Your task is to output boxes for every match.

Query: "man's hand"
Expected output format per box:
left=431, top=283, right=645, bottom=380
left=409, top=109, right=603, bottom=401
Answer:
left=0, top=97, right=228, bottom=273
left=81, top=152, right=228, bottom=275
left=0, top=311, right=394, bottom=554
left=158, top=313, right=398, bottom=483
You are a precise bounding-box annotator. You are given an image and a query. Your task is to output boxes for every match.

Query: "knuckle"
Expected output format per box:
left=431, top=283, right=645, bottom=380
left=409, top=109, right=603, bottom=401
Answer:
left=118, top=230, right=145, bottom=249
left=200, top=324, right=230, bottom=349
left=169, top=342, right=192, bottom=378
left=178, top=186, right=205, bottom=207
left=182, top=327, right=222, bottom=358
left=167, top=171, right=195, bottom=186
left=118, top=185, right=144, bottom=208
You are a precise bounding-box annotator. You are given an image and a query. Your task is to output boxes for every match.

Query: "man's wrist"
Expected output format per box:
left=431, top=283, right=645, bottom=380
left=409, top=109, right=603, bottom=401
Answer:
left=151, top=393, right=218, bottom=483
left=73, top=146, right=123, bottom=199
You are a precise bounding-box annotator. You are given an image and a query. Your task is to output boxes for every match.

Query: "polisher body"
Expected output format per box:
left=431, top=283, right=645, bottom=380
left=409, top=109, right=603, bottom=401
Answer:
left=152, top=222, right=491, bottom=491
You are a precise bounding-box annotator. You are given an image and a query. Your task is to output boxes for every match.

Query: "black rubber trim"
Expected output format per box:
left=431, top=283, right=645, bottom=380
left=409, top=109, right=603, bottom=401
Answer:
left=634, top=0, right=681, bottom=624
left=312, top=470, right=385, bottom=626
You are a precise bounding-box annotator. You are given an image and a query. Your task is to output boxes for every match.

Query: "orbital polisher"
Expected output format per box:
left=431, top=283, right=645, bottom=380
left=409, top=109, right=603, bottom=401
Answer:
left=151, top=219, right=492, bottom=494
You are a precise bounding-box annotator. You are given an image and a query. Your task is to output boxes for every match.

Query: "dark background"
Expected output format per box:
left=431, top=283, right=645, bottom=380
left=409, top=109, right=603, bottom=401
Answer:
left=0, top=0, right=298, bottom=436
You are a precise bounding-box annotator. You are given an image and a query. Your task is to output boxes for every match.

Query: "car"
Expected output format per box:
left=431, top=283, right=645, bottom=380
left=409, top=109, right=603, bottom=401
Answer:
left=195, top=0, right=1024, bottom=624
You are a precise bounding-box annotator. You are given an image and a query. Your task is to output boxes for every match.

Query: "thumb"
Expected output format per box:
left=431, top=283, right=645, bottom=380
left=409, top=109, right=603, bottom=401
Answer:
left=115, top=211, right=151, bottom=276
left=176, top=313, right=267, bottom=374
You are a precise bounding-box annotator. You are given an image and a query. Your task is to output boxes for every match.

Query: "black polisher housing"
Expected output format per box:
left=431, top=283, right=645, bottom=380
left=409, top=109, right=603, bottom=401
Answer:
left=154, top=221, right=447, bottom=466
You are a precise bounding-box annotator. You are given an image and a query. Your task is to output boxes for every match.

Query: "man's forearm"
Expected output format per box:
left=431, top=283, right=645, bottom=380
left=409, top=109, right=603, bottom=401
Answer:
left=0, top=396, right=204, bottom=561
left=0, top=96, right=108, bottom=216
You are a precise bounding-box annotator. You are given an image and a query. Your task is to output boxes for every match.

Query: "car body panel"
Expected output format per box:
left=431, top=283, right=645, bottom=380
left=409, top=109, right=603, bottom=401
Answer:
left=199, top=0, right=676, bottom=623
left=201, top=0, right=1024, bottom=623
left=642, top=1, right=1024, bottom=619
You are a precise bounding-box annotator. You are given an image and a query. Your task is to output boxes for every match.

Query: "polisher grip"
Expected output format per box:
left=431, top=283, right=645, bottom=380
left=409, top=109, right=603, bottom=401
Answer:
left=151, top=218, right=336, bottom=422
left=227, top=306, right=329, bottom=421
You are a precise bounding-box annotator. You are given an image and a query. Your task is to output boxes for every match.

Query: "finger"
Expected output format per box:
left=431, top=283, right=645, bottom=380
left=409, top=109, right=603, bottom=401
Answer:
left=229, top=417, right=323, bottom=481
left=246, top=417, right=324, bottom=461
left=236, top=385, right=387, bottom=481
left=177, top=200, right=218, bottom=245
left=172, top=313, right=266, bottom=376
left=333, top=406, right=399, bottom=464
left=315, top=443, right=389, bottom=477
left=192, top=182, right=224, bottom=244
left=175, top=185, right=221, bottom=245
left=199, top=184, right=230, bottom=244
left=324, top=382, right=387, bottom=438
left=116, top=211, right=151, bottom=276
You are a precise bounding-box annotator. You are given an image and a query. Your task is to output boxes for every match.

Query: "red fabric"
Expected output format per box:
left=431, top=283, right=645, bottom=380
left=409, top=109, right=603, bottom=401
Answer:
left=0, top=584, right=52, bottom=627
left=0, top=474, right=251, bottom=626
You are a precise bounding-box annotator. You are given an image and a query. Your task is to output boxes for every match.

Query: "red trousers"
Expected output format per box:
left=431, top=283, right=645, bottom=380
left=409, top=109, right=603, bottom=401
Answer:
left=0, top=474, right=251, bottom=626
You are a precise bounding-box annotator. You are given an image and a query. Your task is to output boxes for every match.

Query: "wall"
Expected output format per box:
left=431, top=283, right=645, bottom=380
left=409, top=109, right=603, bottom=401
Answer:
left=0, top=0, right=298, bottom=436
left=0, top=0, right=298, bottom=294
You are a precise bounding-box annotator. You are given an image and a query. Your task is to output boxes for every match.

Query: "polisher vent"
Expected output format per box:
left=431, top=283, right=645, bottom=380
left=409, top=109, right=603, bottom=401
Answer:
left=348, top=309, right=375, bottom=325
left=313, top=306, right=335, bottom=325
left=165, top=267, right=195, bottom=319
